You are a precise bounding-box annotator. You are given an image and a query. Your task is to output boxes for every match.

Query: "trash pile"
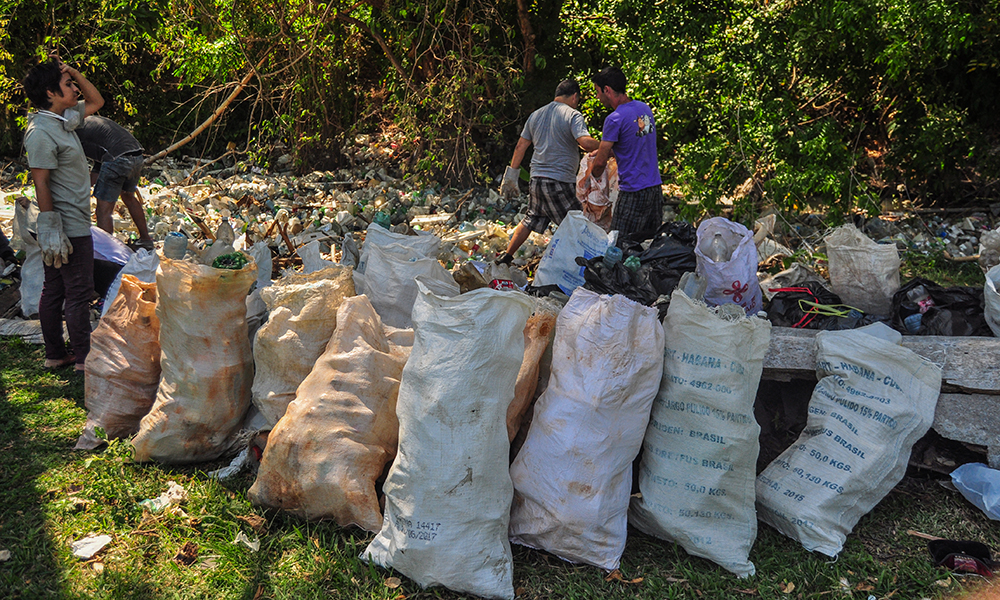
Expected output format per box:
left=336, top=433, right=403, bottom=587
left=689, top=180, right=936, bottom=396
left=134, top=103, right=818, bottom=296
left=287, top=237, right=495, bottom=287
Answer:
left=3, top=149, right=1000, bottom=599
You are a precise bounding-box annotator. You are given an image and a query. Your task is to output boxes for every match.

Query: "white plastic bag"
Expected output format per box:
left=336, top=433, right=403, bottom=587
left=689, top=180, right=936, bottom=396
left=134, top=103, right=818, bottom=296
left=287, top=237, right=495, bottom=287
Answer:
left=951, top=463, right=1000, bottom=521
left=755, top=323, right=941, bottom=556
left=296, top=239, right=336, bottom=273
left=824, top=224, right=900, bottom=316
left=508, top=288, right=665, bottom=570
left=629, top=290, right=771, bottom=577
left=577, top=155, right=618, bottom=231
left=13, top=200, right=42, bottom=318
left=694, top=217, right=763, bottom=315
left=103, top=248, right=159, bottom=317
left=985, top=264, right=1000, bottom=337
left=362, top=282, right=533, bottom=600
left=132, top=255, right=256, bottom=464
left=251, top=266, right=356, bottom=427
left=249, top=295, right=413, bottom=530
left=360, top=242, right=459, bottom=328
left=533, top=211, right=611, bottom=294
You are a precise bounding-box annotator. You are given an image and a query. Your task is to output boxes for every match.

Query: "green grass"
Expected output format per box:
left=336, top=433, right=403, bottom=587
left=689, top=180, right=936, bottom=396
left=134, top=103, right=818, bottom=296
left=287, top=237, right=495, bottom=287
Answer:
left=2, top=335, right=999, bottom=599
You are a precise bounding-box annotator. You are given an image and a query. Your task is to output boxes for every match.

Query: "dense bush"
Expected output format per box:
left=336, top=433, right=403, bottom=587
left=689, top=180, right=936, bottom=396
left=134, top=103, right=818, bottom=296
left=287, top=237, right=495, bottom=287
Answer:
left=1, top=0, right=998, bottom=212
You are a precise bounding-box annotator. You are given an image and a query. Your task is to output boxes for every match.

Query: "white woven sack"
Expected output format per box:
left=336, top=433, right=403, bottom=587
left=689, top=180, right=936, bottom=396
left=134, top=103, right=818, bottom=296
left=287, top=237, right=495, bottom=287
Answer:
left=533, top=211, right=611, bottom=294
left=824, top=224, right=900, bottom=316
left=251, top=266, right=356, bottom=427
left=360, top=242, right=459, bottom=328
left=756, top=322, right=941, bottom=556
left=628, top=290, right=771, bottom=577
left=356, top=223, right=441, bottom=276
left=508, top=288, right=665, bottom=570
left=362, top=282, right=532, bottom=600
left=694, top=217, right=763, bottom=315
left=985, top=264, right=1000, bottom=337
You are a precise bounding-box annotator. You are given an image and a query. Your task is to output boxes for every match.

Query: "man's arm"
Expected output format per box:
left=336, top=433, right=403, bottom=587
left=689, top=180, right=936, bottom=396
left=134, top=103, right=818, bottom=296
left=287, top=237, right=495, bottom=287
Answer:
left=62, top=64, right=103, bottom=116
left=31, top=168, right=55, bottom=212
left=509, top=137, right=532, bottom=169
left=577, top=135, right=600, bottom=152
left=589, top=140, right=615, bottom=179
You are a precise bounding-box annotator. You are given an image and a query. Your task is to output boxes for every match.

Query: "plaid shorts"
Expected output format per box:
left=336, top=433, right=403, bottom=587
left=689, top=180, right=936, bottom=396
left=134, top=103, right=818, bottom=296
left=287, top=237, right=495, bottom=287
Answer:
left=93, top=153, right=144, bottom=203
left=523, top=177, right=581, bottom=233
left=612, top=185, right=663, bottom=241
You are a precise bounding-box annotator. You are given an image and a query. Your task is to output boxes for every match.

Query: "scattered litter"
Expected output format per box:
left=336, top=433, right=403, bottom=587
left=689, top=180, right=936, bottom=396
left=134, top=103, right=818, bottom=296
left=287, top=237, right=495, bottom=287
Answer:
left=0, top=549, right=10, bottom=562
left=233, top=531, right=260, bottom=552
left=70, top=534, right=112, bottom=559
left=138, top=481, right=188, bottom=513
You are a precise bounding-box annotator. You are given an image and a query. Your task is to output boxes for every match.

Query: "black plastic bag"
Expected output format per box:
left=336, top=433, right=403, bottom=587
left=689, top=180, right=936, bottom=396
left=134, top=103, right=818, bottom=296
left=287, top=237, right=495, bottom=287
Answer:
left=766, top=281, right=882, bottom=330
left=891, top=278, right=992, bottom=337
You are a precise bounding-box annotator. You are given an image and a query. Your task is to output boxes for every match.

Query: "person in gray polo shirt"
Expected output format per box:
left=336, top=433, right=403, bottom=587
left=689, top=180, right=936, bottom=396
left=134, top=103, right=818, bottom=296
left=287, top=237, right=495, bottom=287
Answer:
left=496, top=79, right=599, bottom=265
left=22, top=58, right=104, bottom=370
left=76, top=116, right=153, bottom=250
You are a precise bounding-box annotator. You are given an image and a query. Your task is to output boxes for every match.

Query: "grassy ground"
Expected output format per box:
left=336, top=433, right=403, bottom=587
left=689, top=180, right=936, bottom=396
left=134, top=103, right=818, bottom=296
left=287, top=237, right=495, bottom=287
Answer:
left=2, top=335, right=999, bottom=600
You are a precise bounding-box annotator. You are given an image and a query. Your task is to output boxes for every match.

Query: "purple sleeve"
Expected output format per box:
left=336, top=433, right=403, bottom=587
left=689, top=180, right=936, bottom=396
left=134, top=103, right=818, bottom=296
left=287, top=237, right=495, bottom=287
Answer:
left=601, top=111, right=622, bottom=144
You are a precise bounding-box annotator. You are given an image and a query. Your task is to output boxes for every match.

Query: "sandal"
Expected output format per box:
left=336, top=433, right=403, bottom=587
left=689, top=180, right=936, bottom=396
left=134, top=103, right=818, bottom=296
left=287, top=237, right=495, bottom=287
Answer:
left=43, top=354, right=77, bottom=369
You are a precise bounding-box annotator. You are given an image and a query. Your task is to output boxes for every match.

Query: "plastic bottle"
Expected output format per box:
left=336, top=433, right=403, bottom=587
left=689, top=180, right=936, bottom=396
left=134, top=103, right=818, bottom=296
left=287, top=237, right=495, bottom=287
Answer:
left=162, top=232, right=188, bottom=259
left=708, top=232, right=732, bottom=262
left=906, top=284, right=935, bottom=314
left=603, top=245, right=623, bottom=269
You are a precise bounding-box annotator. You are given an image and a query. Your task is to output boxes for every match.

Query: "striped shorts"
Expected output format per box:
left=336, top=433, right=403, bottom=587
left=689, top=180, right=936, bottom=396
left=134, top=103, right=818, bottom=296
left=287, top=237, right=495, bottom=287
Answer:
left=523, top=177, right=582, bottom=233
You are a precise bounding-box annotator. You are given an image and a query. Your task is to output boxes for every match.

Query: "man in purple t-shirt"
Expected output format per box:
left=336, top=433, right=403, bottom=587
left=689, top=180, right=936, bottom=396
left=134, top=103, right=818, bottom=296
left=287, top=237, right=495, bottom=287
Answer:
left=588, top=67, right=663, bottom=242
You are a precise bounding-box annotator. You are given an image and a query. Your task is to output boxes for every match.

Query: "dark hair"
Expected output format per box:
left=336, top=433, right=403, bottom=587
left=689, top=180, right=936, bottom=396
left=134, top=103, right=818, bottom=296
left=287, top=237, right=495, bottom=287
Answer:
left=554, top=79, right=580, bottom=98
left=591, top=67, right=627, bottom=94
left=23, top=61, right=63, bottom=109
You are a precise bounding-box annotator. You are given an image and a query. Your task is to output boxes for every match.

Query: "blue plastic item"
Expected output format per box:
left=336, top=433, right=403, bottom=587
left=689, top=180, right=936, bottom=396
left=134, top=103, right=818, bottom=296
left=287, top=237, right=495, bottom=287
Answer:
left=602, top=245, right=623, bottom=270
left=951, top=463, right=1000, bottom=521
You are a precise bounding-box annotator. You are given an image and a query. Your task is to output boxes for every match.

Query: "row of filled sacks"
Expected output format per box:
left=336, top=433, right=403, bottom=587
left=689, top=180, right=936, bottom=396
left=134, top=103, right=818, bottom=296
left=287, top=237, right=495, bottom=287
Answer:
left=76, top=222, right=456, bottom=461
left=77, top=253, right=262, bottom=461
left=315, top=286, right=937, bottom=600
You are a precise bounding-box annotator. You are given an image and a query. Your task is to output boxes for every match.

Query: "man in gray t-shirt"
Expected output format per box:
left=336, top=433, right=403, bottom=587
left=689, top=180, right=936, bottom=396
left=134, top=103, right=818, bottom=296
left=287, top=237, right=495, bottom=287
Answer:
left=497, top=79, right=599, bottom=265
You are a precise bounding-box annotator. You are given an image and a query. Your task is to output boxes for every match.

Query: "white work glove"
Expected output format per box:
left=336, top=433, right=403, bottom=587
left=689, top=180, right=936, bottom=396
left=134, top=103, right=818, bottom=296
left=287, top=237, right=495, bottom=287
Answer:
left=36, top=211, right=73, bottom=269
left=500, top=166, right=521, bottom=199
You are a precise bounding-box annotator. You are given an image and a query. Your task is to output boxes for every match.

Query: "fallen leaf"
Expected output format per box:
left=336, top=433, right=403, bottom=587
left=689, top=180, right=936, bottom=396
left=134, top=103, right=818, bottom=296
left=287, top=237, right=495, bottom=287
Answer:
left=604, top=569, right=644, bottom=584
left=514, top=587, right=527, bottom=597
left=855, top=583, right=874, bottom=592
left=91, top=562, right=104, bottom=574
left=735, top=589, right=757, bottom=595
left=236, top=515, right=267, bottom=535
left=173, top=541, right=199, bottom=566
left=935, top=579, right=952, bottom=587
left=781, top=581, right=795, bottom=594
left=0, top=550, right=10, bottom=562
left=385, top=576, right=402, bottom=589
left=663, top=576, right=688, bottom=583
left=251, top=584, right=265, bottom=600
